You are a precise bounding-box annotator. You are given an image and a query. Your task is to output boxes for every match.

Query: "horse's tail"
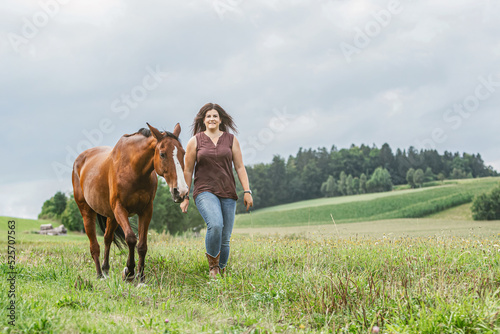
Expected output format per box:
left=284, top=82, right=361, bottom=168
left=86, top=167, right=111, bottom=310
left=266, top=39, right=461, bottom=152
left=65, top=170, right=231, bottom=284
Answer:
left=96, top=214, right=127, bottom=250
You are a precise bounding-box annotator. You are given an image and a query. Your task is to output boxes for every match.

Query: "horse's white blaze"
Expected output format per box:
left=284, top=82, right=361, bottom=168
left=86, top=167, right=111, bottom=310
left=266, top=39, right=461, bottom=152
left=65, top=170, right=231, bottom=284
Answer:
left=173, top=147, right=189, bottom=196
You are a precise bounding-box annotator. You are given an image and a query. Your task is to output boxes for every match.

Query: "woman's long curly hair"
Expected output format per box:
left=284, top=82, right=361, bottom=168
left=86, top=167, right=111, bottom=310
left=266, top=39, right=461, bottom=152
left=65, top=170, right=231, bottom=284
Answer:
left=191, top=103, right=238, bottom=136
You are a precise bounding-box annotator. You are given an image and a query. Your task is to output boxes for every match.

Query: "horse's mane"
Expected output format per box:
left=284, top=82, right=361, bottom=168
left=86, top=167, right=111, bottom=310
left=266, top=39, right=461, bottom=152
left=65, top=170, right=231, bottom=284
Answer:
left=124, top=128, right=180, bottom=142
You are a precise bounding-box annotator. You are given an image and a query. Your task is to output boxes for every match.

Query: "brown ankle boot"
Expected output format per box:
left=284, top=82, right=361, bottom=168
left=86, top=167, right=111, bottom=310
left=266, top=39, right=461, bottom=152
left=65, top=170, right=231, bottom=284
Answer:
left=205, top=252, right=220, bottom=278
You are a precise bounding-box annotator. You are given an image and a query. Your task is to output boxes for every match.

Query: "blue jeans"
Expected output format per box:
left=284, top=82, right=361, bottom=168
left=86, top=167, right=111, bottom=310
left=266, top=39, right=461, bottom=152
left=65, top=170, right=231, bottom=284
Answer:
left=195, top=192, right=236, bottom=270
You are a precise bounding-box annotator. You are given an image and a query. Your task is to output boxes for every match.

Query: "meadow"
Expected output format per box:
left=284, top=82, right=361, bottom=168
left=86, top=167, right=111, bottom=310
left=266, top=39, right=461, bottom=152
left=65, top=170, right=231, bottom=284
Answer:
left=234, top=178, right=500, bottom=227
left=1, top=177, right=500, bottom=333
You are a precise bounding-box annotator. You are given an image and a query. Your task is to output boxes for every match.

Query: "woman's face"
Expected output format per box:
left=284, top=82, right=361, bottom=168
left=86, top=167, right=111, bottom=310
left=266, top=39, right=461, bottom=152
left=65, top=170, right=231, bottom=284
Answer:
left=204, top=109, right=221, bottom=131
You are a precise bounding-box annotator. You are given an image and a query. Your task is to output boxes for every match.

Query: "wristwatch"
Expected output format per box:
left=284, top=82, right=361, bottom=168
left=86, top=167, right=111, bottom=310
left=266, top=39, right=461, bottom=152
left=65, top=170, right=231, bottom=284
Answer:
left=243, top=190, right=252, bottom=195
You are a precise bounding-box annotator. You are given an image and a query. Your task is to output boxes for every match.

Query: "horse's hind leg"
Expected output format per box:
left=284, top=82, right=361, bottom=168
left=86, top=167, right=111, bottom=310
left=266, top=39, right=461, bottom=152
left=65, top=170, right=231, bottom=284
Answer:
left=137, top=205, right=153, bottom=283
left=78, top=204, right=103, bottom=278
left=102, top=217, right=118, bottom=277
left=73, top=169, right=103, bottom=278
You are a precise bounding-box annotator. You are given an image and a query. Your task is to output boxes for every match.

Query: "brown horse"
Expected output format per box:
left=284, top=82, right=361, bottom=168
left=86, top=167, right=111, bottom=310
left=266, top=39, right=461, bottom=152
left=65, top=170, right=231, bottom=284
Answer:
left=72, top=123, right=188, bottom=282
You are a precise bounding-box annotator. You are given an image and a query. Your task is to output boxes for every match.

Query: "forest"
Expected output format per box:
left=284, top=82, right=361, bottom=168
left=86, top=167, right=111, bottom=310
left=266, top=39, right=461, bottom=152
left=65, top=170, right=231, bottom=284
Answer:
left=241, top=143, right=498, bottom=212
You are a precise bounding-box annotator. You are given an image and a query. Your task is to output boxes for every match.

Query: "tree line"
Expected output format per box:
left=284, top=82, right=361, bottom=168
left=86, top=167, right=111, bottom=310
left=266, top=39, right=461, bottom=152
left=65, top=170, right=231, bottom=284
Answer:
left=40, top=143, right=497, bottom=224
left=242, top=143, right=498, bottom=212
left=38, top=179, right=204, bottom=235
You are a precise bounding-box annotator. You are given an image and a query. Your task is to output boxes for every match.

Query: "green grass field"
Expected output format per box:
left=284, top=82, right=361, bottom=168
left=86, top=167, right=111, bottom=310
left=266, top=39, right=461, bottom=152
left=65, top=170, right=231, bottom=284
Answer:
left=2, top=229, right=500, bottom=333
left=0, top=217, right=87, bottom=243
left=234, top=177, right=500, bottom=227
left=1, top=177, right=500, bottom=333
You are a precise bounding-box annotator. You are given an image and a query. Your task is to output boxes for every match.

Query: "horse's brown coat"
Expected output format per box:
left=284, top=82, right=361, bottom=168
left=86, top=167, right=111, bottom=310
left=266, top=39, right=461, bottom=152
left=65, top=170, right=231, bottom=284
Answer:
left=72, top=123, right=187, bottom=281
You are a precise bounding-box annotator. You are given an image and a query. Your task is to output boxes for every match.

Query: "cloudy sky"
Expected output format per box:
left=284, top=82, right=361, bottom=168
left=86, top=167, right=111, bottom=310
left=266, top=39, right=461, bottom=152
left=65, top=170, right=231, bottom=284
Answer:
left=1, top=0, right=500, bottom=219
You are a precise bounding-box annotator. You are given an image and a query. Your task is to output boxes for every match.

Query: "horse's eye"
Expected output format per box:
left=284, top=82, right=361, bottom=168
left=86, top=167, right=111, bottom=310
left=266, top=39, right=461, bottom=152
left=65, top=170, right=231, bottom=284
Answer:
left=160, top=152, right=166, bottom=159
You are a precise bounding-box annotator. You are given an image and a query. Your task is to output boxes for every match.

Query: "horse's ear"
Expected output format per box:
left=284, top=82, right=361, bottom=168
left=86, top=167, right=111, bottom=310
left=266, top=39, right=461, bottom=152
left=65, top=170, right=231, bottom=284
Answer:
left=146, top=123, right=163, bottom=141
left=173, top=123, right=181, bottom=137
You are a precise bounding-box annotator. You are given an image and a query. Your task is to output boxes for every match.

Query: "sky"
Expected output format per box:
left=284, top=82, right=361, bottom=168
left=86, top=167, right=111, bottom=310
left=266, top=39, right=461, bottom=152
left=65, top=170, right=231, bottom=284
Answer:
left=1, top=0, right=500, bottom=219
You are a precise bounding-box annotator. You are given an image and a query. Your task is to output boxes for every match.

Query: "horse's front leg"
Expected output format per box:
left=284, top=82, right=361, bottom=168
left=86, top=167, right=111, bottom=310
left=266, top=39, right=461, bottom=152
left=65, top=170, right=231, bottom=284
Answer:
left=113, top=203, right=137, bottom=282
left=136, top=204, right=153, bottom=283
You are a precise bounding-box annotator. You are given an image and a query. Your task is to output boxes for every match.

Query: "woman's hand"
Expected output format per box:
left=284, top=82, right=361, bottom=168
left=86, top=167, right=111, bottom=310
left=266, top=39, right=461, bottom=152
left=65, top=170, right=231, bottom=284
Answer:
left=244, top=193, right=253, bottom=211
left=180, top=198, right=189, bottom=213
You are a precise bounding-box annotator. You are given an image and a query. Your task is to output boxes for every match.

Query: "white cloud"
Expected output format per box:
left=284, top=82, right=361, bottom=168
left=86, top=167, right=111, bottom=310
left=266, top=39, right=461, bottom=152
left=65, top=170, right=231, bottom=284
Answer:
left=262, top=33, right=285, bottom=49
left=322, top=0, right=379, bottom=31
left=59, top=0, right=128, bottom=26
left=380, top=89, right=404, bottom=116
left=0, top=180, right=71, bottom=219
left=408, top=18, right=450, bottom=43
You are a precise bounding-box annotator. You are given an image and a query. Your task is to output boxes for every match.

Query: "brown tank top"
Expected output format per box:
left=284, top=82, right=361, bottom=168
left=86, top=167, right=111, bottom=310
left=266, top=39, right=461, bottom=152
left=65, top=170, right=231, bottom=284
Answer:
left=193, top=132, right=238, bottom=200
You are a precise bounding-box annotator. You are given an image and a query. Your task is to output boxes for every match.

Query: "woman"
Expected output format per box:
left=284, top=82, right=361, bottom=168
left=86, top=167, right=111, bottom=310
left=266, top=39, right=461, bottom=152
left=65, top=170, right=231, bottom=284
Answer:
left=181, top=103, right=253, bottom=278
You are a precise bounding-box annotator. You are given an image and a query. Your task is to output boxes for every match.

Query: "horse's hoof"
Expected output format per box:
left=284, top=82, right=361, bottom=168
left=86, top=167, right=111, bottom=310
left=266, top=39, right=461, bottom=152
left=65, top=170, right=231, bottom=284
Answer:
left=122, top=267, right=134, bottom=282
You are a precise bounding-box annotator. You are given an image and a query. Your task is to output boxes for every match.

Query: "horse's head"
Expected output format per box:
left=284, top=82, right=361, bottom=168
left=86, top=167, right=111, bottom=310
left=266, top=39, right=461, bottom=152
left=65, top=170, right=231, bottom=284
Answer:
left=147, top=123, right=189, bottom=203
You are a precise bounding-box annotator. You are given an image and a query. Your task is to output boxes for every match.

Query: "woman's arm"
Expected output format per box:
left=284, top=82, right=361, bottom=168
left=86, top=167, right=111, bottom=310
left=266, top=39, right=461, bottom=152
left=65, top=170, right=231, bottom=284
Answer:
left=232, top=136, right=253, bottom=211
left=180, top=136, right=197, bottom=213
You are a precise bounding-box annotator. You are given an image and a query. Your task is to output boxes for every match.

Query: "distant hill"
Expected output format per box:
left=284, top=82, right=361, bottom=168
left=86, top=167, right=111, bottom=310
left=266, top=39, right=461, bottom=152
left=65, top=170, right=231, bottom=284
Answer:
left=0, top=216, right=89, bottom=243
left=242, top=144, right=498, bottom=213
left=234, top=177, right=500, bottom=228
left=0, top=216, right=59, bottom=233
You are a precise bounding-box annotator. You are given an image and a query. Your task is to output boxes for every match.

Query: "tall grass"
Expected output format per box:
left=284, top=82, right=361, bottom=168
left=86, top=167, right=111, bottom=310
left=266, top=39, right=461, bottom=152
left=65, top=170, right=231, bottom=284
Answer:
left=2, top=178, right=499, bottom=333
left=1, top=229, right=500, bottom=333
